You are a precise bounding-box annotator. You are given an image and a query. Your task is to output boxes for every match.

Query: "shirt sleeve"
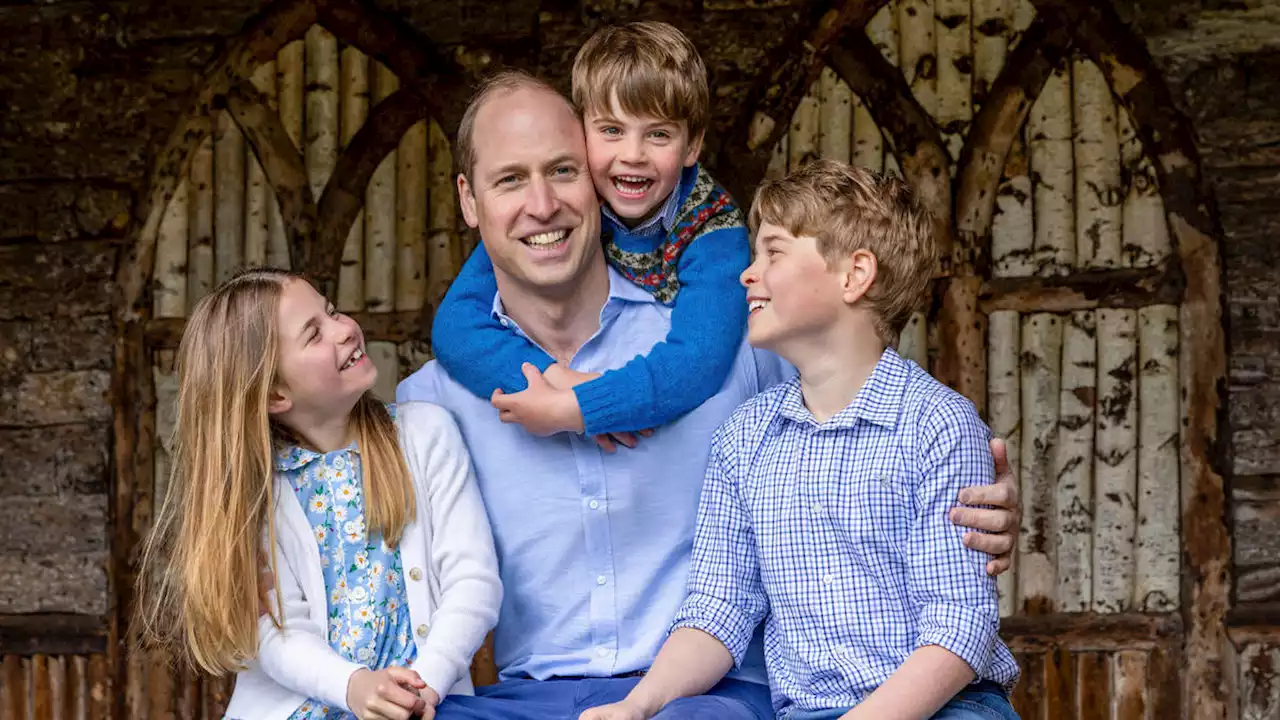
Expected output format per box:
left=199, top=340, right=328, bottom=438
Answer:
left=909, top=393, right=1000, bottom=676
left=670, top=426, right=768, bottom=666
left=573, top=224, right=750, bottom=435
left=430, top=243, right=556, bottom=399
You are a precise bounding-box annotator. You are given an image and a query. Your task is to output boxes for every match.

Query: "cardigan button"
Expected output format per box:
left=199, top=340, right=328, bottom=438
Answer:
left=409, top=567, right=423, bottom=581
left=416, top=624, right=429, bottom=638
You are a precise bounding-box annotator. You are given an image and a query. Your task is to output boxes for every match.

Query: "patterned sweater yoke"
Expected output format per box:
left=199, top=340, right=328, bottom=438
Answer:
left=604, top=166, right=746, bottom=304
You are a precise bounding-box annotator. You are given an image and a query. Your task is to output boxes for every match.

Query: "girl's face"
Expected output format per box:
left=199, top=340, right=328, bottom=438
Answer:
left=270, top=278, right=376, bottom=424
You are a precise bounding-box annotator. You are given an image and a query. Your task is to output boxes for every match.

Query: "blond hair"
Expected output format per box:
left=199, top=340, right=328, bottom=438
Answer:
left=749, top=159, right=936, bottom=342
left=455, top=70, right=577, bottom=181
left=571, top=21, right=710, bottom=140
left=133, top=268, right=415, bottom=675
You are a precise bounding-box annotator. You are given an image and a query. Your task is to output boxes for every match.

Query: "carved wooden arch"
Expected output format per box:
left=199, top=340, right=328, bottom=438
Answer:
left=719, top=0, right=1230, bottom=717
left=109, top=0, right=480, bottom=713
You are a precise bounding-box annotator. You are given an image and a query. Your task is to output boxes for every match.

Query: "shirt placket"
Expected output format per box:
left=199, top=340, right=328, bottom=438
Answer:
left=570, top=434, right=618, bottom=673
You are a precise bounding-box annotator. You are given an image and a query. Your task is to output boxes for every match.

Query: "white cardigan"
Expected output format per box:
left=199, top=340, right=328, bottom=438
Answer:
left=224, top=402, right=503, bottom=720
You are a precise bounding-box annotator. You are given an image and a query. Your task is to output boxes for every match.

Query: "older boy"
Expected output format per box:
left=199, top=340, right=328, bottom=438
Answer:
left=430, top=21, right=751, bottom=445
left=581, top=161, right=1020, bottom=720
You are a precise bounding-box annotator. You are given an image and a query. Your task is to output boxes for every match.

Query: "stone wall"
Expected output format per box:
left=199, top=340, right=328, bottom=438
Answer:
left=1, top=0, right=1278, bottom=622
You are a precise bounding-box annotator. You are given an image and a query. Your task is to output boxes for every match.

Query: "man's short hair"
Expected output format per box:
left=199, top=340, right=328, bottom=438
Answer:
left=748, top=159, right=937, bottom=344
left=571, top=21, right=710, bottom=140
left=454, top=70, right=578, bottom=181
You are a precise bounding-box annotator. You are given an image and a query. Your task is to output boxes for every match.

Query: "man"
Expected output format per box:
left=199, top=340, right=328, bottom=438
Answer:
left=396, top=71, right=1020, bottom=720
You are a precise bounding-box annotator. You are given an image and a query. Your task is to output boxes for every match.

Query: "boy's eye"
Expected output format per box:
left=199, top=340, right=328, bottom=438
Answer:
left=601, top=126, right=621, bottom=136
left=648, top=130, right=671, bottom=140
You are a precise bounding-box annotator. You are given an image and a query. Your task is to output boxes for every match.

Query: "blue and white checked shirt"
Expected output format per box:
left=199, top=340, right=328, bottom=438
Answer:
left=672, top=348, right=1020, bottom=715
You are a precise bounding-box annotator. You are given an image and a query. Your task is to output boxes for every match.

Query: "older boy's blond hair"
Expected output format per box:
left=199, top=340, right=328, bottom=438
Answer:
left=749, top=159, right=936, bottom=344
left=571, top=21, right=710, bottom=140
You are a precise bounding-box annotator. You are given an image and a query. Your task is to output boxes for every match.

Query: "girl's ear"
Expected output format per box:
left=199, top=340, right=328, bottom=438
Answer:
left=267, top=386, right=292, bottom=416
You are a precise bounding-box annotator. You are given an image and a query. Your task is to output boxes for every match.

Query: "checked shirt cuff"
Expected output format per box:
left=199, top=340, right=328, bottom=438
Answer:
left=915, top=603, right=998, bottom=677
left=670, top=592, right=756, bottom=668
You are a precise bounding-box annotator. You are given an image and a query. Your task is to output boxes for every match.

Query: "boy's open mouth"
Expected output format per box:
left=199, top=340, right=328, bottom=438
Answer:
left=612, top=175, right=653, bottom=199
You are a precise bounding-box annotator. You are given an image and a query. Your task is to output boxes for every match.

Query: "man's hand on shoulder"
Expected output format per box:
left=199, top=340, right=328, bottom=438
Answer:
left=948, top=437, right=1021, bottom=575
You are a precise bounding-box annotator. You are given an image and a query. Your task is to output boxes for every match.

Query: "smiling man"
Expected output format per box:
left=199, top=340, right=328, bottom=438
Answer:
left=396, top=71, right=1021, bottom=720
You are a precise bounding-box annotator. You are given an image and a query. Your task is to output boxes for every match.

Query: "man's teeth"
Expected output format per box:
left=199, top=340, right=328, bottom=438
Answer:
left=342, top=347, right=364, bottom=370
left=749, top=299, right=769, bottom=313
left=525, top=230, right=568, bottom=246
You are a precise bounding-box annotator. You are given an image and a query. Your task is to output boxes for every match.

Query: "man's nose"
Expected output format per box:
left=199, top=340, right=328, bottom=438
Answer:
left=525, top=176, right=560, bottom=220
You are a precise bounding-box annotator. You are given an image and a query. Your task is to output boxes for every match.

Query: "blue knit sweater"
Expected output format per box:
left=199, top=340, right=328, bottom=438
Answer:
left=430, top=164, right=750, bottom=435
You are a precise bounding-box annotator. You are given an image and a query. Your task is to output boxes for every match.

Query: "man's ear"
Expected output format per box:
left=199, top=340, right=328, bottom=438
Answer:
left=683, top=129, right=705, bottom=167
left=267, top=387, right=292, bottom=416
left=457, top=173, right=480, bottom=228
left=842, top=249, right=878, bottom=305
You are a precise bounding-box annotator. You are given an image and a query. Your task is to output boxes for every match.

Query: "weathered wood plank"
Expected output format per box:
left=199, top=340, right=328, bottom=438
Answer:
left=1043, top=648, right=1076, bottom=720
left=1075, top=651, right=1111, bottom=719
left=1093, top=308, right=1138, bottom=614
left=1011, top=652, right=1045, bottom=719
left=145, top=309, right=429, bottom=349
left=1240, top=642, right=1280, bottom=720
left=1112, top=649, right=1149, bottom=720
left=1019, top=313, right=1062, bottom=613
left=1055, top=310, right=1095, bottom=612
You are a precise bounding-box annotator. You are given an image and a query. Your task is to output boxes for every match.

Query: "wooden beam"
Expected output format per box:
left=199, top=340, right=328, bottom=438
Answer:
left=1049, top=2, right=1233, bottom=717
left=979, top=264, right=1184, bottom=313
left=1227, top=605, right=1280, bottom=646
left=223, top=81, right=317, bottom=277
left=712, top=0, right=895, bottom=203
left=954, top=5, right=1078, bottom=271
left=0, top=616, right=108, bottom=656
left=999, top=612, right=1183, bottom=653
left=145, top=309, right=431, bottom=349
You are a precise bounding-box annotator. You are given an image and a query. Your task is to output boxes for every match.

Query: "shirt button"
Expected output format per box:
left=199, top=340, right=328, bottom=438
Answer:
left=596, top=575, right=608, bottom=586
left=823, top=573, right=835, bottom=585
left=589, top=499, right=601, bottom=510
left=416, top=624, right=429, bottom=638
left=409, top=568, right=423, bottom=581
left=812, top=503, right=823, bottom=515
left=500, top=318, right=510, bottom=327
left=596, top=647, right=610, bottom=658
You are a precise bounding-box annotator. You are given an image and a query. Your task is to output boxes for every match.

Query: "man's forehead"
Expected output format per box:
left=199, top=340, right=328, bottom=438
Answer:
left=472, top=88, right=586, bottom=167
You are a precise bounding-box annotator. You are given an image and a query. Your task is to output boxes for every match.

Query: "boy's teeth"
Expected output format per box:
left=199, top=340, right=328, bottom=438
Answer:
left=613, top=176, right=651, bottom=198
left=749, top=299, right=769, bottom=312
left=525, top=230, right=568, bottom=246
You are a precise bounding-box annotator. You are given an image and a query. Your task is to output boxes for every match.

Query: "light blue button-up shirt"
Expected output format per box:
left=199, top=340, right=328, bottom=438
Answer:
left=397, top=267, right=793, bottom=683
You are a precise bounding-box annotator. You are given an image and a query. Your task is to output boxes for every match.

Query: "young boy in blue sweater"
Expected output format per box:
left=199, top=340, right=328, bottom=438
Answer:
left=430, top=21, right=749, bottom=442
left=580, top=160, right=1020, bottom=720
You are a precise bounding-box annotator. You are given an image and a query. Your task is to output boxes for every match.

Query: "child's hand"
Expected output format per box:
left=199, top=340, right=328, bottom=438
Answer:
left=578, top=700, right=649, bottom=720
left=592, top=428, right=656, bottom=454
left=417, top=684, right=441, bottom=719
left=491, top=363, right=586, bottom=435
left=544, top=362, right=601, bottom=390
left=346, top=667, right=427, bottom=720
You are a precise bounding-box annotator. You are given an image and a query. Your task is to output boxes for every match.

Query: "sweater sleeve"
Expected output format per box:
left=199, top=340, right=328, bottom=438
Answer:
left=430, top=243, right=556, bottom=399
left=400, top=403, right=503, bottom=697
left=573, top=223, right=750, bottom=435
left=257, top=536, right=364, bottom=711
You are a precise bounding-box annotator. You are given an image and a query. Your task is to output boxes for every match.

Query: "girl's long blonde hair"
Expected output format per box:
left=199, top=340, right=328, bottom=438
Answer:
left=133, top=268, right=415, bottom=675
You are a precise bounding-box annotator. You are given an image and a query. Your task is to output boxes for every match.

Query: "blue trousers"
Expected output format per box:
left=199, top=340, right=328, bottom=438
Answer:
left=435, top=676, right=773, bottom=720
left=786, top=680, right=1019, bottom=720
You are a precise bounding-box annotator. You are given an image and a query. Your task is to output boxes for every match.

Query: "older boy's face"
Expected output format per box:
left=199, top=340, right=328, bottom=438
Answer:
left=457, top=86, right=602, bottom=299
left=740, top=222, right=848, bottom=354
left=583, top=95, right=702, bottom=226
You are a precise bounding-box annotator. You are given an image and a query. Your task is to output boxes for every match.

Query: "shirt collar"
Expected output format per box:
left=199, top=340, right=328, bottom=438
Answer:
left=599, top=164, right=694, bottom=235
left=776, top=347, right=909, bottom=430
left=272, top=437, right=361, bottom=472
left=490, top=266, right=658, bottom=335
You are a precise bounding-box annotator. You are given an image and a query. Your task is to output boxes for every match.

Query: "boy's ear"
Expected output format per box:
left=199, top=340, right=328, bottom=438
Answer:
left=683, top=129, right=705, bottom=167
left=267, top=386, right=292, bottom=416
left=457, top=173, right=480, bottom=229
left=842, top=249, right=878, bottom=306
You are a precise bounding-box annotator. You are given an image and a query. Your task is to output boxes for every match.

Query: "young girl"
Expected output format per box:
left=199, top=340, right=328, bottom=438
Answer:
left=134, top=268, right=502, bottom=720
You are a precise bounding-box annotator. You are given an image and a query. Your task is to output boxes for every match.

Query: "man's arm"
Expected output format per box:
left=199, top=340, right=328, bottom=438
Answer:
left=951, top=437, right=1021, bottom=575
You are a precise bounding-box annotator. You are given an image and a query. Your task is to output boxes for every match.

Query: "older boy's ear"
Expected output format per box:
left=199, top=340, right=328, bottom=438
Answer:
left=457, top=173, right=480, bottom=228
left=683, top=130, right=705, bottom=167
left=842, top=249, right=878, bottom=305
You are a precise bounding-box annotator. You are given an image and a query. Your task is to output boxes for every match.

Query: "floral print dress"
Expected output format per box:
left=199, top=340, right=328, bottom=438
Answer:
left=276, top=408, right=418, bottom=720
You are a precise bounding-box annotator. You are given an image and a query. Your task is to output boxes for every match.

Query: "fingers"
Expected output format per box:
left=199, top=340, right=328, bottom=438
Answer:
left=385, top=666, right=426, bottom=689
left=593, top=434, right=618, bottom=453
left=989, top=437, right=1009, bottom=475
left=957, top=480, right=1018, bottom=509
left=611, top=432, right=638, bottom=449
left=985, top=555, right=1012, bottom=577
left=638, top=428, right=655, bottom=437
left=951, top=506, right=1017, bottom=534
left=962, top=528, right=1015, bottom=557
left=521, top=362, right=544, bottom=388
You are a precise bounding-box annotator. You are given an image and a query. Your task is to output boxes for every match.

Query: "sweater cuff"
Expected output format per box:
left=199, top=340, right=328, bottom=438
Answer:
left=573, top=371, right=651, bottom=436
left=311, top=654, right=365, bottom=712
left=412, top=650, right=463, bottom=702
